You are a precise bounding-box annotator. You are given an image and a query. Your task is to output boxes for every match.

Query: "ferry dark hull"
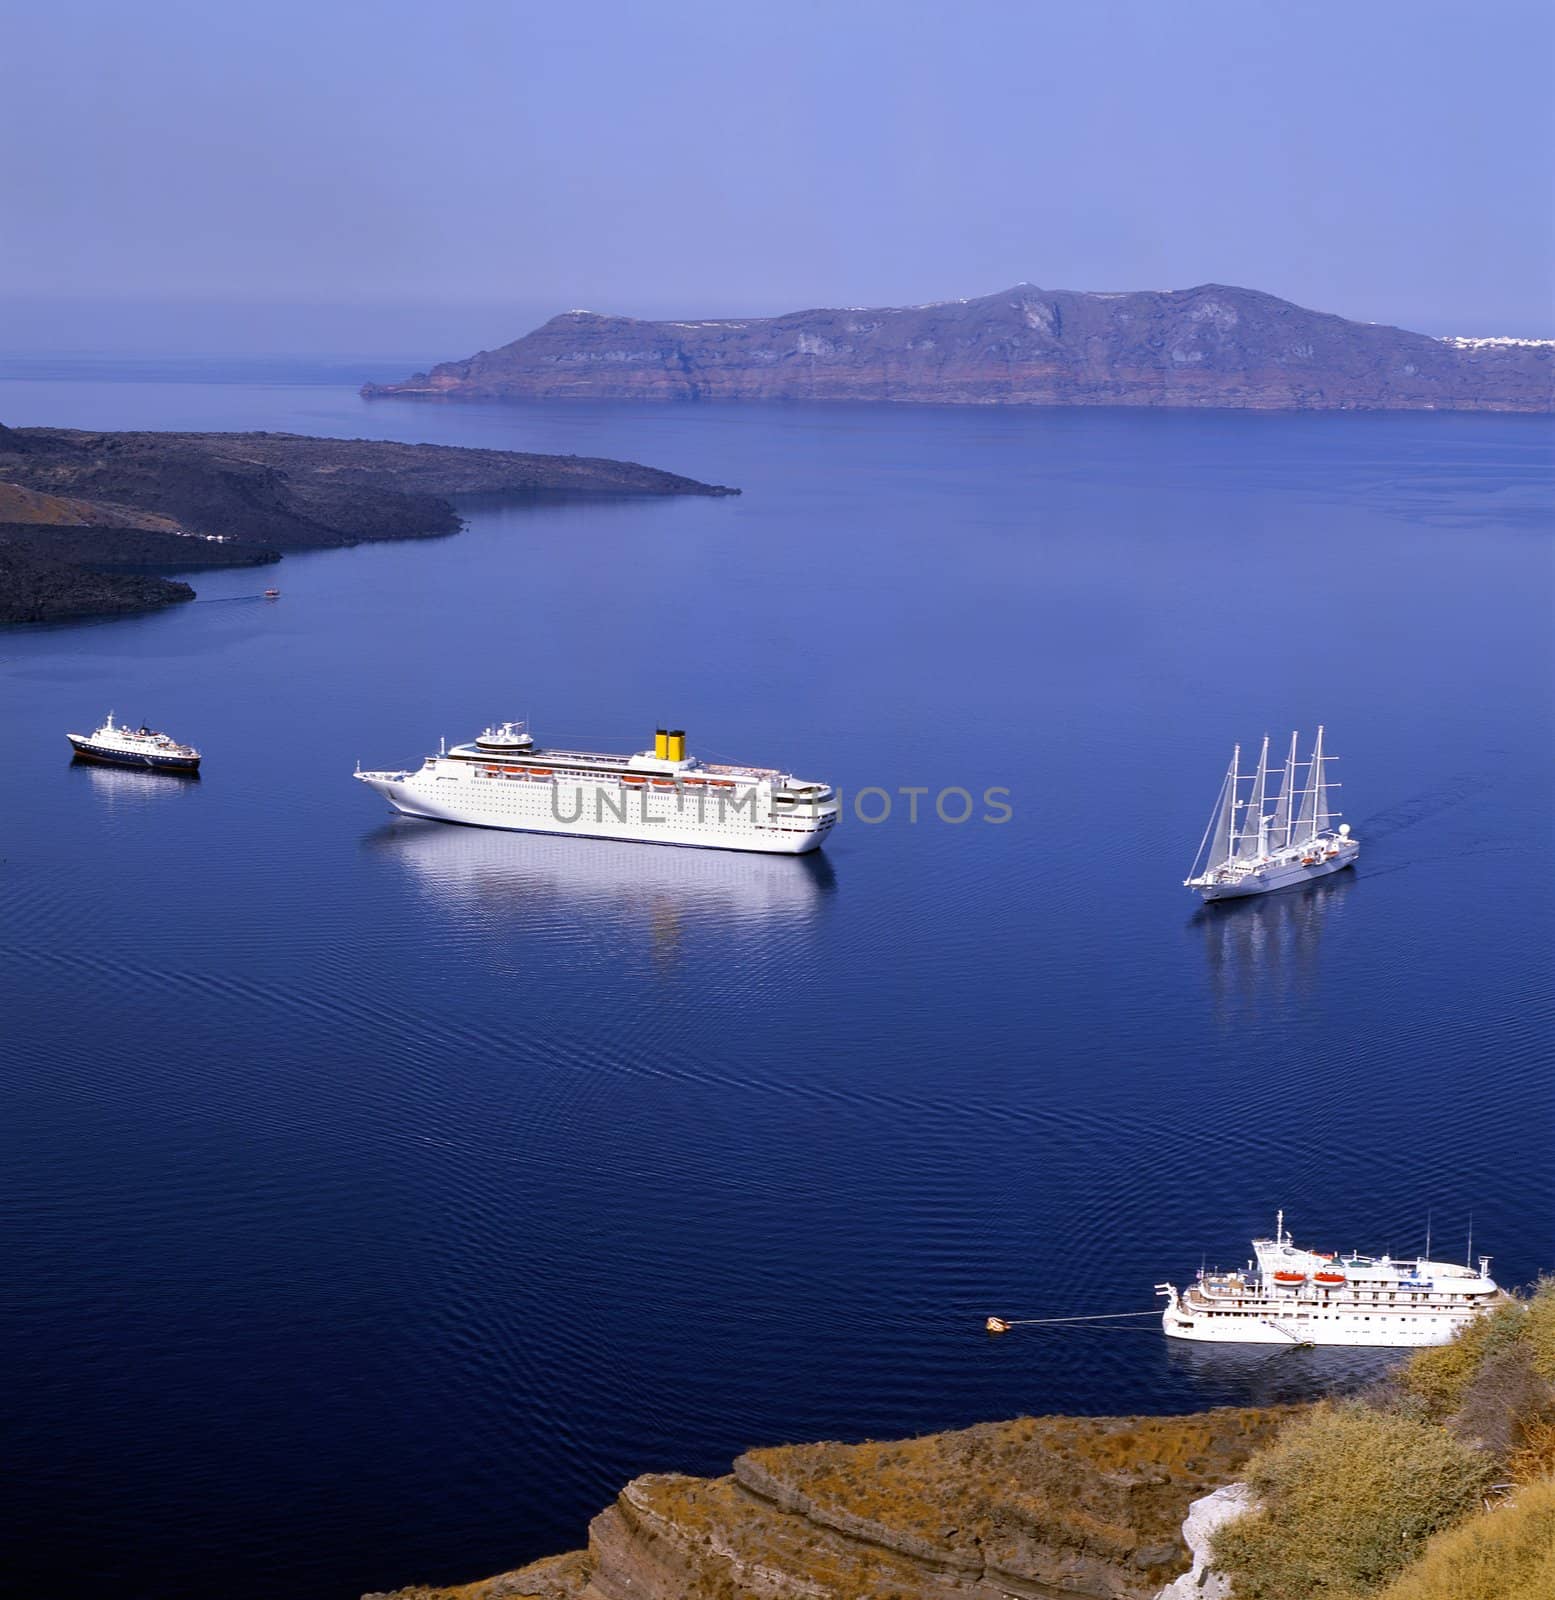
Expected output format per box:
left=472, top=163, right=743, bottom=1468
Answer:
left=68, top=738, right=201, bottom=773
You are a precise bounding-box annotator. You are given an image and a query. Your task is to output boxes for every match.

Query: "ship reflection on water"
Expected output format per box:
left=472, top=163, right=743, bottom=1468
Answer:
left=1163, top=1331, right=1401, bottom=1408
left=70, top=757, right=202, bottom=803
left=1191, top=870, right=1356, bottom=1015
left=362, top=818, right=837, bottom=961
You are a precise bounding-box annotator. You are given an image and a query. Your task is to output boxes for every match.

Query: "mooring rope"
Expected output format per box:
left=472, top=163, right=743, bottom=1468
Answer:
left=985, top=1309, right=1159, bottom=1333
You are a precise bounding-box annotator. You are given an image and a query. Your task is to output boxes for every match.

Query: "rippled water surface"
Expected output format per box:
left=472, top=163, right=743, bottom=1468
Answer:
left=2, top=372, right=1551, bottom=1599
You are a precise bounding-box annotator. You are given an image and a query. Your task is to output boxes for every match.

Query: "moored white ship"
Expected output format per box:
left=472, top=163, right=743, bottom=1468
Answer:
left=67, top=711, right=201, bottom=772
left=355, top=720, right=838, bottom=855
left=1185, top=726, right=1357, bottom=901
left=1157, top=1212, right=1505, bottom=1347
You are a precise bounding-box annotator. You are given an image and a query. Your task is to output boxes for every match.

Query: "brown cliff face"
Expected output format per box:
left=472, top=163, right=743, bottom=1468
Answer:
left=364, top=1405, right=1294, bottom=1600
left=362, top=285, right=1553, bottom=412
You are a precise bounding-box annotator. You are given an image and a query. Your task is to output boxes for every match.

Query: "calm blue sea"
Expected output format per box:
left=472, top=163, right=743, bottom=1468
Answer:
left=2, top=369, right=1551, bottom=1599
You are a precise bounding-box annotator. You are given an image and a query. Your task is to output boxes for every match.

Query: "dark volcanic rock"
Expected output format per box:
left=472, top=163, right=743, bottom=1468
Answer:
left=362, top=283, right=1555, bottom=412
left=0, top=429, right=736, bottom=552
left=0, top=427, right=731, bottom=623
left=0, top=521, right=279, bottom=571
left=0, top=544, right=194, bottom=624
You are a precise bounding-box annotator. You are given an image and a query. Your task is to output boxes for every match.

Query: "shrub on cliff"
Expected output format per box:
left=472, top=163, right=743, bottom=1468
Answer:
left=1364, top=1477, right=1555, bottom=1600
left=1211, top=1402, right=1495, bottom=1600
left=1402, top=1297, right=1527, bottom=1418
left=1398, top=1279, right=1555, bottom=1471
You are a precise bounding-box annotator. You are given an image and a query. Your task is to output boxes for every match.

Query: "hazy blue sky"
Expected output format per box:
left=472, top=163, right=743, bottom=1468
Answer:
left=2, top=0, right=1551, bottom=355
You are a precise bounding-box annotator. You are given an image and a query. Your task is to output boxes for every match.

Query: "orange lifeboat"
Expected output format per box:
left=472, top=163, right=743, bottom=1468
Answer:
left=1272, top=1270, right=1308, bottom=1286
left=622, top=774, right=647, bottom=786
left=1314, top=1271, right=1347, bottom=1287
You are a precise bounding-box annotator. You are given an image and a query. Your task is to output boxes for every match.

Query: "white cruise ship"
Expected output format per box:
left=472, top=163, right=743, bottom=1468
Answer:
left=355, top=720, right=838, bottom=854
left=1157, top=1212, right=1505, bottom=1347
left=1185, top=726, right=1358, bottom=901
left=67, top=711, right=201, bottom=773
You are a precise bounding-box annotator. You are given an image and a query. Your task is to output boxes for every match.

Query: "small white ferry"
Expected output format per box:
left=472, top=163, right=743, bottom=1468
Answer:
left=355, top=720, right=838, bottom=855
left=1157, top=1212, right=1505, bottom=1347
left=1185, top=726, right=1358, bottom=901
left=67, top=712, right=201, bottom=773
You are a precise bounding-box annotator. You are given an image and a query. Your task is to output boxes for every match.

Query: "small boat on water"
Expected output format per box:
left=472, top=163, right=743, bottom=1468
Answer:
left=67, top=712, right=201, bottom=772
left=1185, top=725, right=1358, bottom=901
left=263, top=588, right=281, bottom=599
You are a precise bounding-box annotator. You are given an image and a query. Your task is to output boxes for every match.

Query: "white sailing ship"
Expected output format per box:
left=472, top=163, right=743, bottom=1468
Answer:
left=1185, top=726, right=1357, bottom=901
left=355, top=720, right=838, bottom=855
left=1157, top=1212, right=1505, bottom=1347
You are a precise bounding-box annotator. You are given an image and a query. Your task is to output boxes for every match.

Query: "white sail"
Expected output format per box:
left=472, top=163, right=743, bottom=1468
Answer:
left=1292, top=726, right=1323, bottom=844
left=1236, top=736, right=1270, bottom=860
left=1269, top=731, right=1298, bottom=851
left=1189, top=746, right=1238, bottom=879
left=1207, top=752, right=1235, bottom=868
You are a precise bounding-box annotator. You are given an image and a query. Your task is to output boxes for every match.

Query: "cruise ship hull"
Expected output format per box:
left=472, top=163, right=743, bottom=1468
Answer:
left=1161, top=1302, right=1486, bottom=1347
left=359, top=773, right=833, bottom=855
left=1197, top=841, right=1358, bottom=901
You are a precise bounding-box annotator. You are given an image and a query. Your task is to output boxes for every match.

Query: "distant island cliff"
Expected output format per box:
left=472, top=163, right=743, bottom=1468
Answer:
left=0, top=427, right=733, bottom=623
left=362, top=283, right=1555, bottom=412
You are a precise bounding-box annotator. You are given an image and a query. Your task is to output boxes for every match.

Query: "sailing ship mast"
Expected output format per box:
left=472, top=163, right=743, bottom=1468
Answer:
left=1292, top=724, right=1342, bottom=844
left=1270, top=731, right=1298, bottom=852
left=1293, top=727, right=1318, bottom=845
left=1312, top=724, right=1327, bottom=835
left=1237, top=736, right=1270, bottom=860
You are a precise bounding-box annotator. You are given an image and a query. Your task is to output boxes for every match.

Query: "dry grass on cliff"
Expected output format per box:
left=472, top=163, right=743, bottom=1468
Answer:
left=1399, top=1278, right=1555, bottom=1435
left=1366, top=1477, right=1555, bottom=1600
left=740, top=1405, right=1291, bottom=1579
left=1214, top=1279, right=1555, bottom=1600
left=362, top=1549, right=591, bottom=1600
left=1212, top=1403, right=1497, bottom=1600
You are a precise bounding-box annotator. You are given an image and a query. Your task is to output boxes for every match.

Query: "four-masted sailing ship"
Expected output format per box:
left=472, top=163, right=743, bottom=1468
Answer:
left=1185, top=726, right=1357, bottom=901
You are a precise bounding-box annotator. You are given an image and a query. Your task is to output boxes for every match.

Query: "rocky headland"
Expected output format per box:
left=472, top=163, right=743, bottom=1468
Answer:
left=0, top=543, right=197, bottom=624
left=364, top=1281, right=1555, bottom=1600
left=361, top=284, right=1554, bottom=412
left=0, top=426, right=733, bottom=622
left=365, top=1406, right=1294, bottom=1600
